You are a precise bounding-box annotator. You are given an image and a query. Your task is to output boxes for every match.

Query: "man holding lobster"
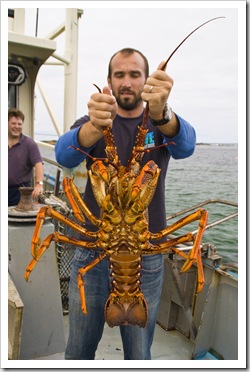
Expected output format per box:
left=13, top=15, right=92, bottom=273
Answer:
left=55, top=48, right=196, bottom=360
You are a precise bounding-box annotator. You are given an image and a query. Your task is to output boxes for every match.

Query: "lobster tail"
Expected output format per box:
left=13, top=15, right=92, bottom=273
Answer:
left=105, top=293, right=148, bottom=328
left=104, top=250, right=148, bottom=327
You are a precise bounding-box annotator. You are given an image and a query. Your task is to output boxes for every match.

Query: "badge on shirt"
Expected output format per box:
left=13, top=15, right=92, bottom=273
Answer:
left=144, top=132, right=155, bottom=149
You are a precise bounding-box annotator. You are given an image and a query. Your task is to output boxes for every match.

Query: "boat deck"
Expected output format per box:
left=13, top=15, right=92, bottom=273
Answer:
left=33, top=314, right=194, bottom=360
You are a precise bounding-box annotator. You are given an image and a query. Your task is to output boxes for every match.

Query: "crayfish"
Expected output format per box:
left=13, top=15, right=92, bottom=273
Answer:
left=24, top=17, right=224, bottom=328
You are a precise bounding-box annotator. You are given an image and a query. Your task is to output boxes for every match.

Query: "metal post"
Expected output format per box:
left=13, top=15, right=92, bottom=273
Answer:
left=63, top=9, right=83, bottom=133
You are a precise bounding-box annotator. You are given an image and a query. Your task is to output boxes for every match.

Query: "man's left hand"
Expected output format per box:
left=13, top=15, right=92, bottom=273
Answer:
left=141, top=61, right=174, bottom=120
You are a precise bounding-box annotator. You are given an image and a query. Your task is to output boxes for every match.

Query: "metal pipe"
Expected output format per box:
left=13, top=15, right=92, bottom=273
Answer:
left=192, top=211, right=238, bottom=235
left=51, top=52, right=71, bottom=65
left=35, top=8, right=39, bottom=37
left=166, top=199, right=238, bottom=221
left=44, top=61, right=64, bottom=66
left=54, top=168, right=61, bottom=196
left=36, top=140, right=55, bottom=151
left=42, top=157, right=61, bottom=168
left=63, top=9, right=82, bottom=132
left=45, top=22, right=65, bottom=40
left=165, top=199, right=238, bottom=250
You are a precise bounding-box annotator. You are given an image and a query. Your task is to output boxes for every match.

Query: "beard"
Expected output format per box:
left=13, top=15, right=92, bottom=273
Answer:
left=113, top=88, right=143, bottom=111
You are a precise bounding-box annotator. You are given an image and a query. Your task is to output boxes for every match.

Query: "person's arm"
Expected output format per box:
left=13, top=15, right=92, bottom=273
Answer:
left=161, top=114, right=196, bottom=159
left=155, top=111, right=180, bottom=138
left=141, top=61, right=196, bottom=158
left=55, top=125, right=94, bottom=169
left=55, top=86, right=118, bottom=168
left=32, top=162, right=44, bottom=199
left=141, top=61, right=176, bottom=130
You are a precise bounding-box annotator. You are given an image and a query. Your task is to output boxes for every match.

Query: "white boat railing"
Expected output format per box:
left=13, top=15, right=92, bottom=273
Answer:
left=166, top=199, right=238, bottom=235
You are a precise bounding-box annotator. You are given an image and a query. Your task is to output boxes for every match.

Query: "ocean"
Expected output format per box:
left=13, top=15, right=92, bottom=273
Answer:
left=165, top=144, right=238, bottom=264
left=39, top=142, right=238, bottom=265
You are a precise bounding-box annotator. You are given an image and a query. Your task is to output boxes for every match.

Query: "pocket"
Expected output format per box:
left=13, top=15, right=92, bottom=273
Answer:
left=141, top=254, right=163, bottom=273
left=70, top=248, right=96, bottom=280
left=74, top=247, right=95, bottom=264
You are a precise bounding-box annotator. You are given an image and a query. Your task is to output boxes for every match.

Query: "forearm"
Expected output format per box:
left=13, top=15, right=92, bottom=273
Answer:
left=55, top=125, right=98, bottom=169
left=156, top=112, right=180, bottom=138
left=162, top=114, right=196, bottom=159
left=55, top=86, right=115, bottom=169
left=77, top=120, right=104, bottom=148
left=32, top=162, right=44, bottom=198
left=34, top=162, right=44, bottom=183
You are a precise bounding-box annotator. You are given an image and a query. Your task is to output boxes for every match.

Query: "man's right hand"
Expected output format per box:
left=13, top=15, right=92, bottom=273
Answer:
left=77, top=86, right=118, bottom=148
left=87, top=86, right=118, bottom=132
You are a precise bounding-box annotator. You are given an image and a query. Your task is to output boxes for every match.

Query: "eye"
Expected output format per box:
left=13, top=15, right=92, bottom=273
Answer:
left=114, top=72, right=124, bottom=79
left=130, top=71, right=141, bottom=78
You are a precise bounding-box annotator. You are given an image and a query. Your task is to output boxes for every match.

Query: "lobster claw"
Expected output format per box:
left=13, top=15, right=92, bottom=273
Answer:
left=105, top=293, right=148, bottom=328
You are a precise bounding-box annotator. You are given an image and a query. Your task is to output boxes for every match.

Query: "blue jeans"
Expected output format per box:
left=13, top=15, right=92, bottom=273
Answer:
left=65, top=247, right=164, bottom=360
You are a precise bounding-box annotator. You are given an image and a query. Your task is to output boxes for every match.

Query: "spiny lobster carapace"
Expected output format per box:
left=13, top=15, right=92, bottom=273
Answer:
left=25, top=17, right=224, bottom=328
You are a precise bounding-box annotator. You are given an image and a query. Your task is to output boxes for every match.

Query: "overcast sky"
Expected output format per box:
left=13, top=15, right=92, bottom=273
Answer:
left=8, top=2, right=246, bottom=144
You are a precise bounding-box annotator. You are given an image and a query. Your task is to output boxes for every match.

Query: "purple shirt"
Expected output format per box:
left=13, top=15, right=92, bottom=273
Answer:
left=8, top=134, right=43, bottom=186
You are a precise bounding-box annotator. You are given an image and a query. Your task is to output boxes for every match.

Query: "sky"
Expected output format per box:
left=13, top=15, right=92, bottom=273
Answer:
left=5, top=1, right=245, bottom=144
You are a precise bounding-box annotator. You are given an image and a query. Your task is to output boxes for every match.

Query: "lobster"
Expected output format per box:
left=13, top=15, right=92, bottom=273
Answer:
left=24, top=17, right=224, bottom=328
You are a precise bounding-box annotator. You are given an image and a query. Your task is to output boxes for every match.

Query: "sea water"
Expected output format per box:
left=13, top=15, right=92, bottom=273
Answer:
left=165, top=144, right=238, bottom=264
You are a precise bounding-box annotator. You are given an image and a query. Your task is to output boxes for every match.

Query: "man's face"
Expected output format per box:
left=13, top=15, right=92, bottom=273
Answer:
left=108, top=52, right=147, bottom=111
left=8, top=116, right=23, bottom=138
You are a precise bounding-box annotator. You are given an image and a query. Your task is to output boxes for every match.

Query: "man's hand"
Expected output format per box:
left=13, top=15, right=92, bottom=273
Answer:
left=87, top=86, right=118, bottom=131
left=32, top=183, right=43, bottom=201
left=77, top=87, right=118, bottom=148
left=141, top=61, right=174, bottom=120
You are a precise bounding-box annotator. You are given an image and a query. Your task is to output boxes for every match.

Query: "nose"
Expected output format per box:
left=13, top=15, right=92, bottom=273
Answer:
left=121, top=75, right=132, bottom=88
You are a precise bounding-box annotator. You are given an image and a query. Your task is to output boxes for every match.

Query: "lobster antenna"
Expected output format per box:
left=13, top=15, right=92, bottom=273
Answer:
left=161, top=16, right=225, bottom=71
left=93, top=83, right=102, bottom=93
left=141, top=16, right=225, bottom=129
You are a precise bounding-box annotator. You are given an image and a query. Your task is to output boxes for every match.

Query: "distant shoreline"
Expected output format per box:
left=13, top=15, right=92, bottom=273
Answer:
left=34, top=134, right=238, bottom=147
left=196, top=143, right=238, bottom=146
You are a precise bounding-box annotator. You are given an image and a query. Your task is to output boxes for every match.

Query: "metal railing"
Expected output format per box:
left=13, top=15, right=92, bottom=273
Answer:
left=166, top=199, right=238, bottom=235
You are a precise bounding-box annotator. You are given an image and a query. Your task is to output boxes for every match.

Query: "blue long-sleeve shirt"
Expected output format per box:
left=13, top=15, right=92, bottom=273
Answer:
left=56, top=113, right=195, bottom=168
left=55, top=111, right=196, bottom=241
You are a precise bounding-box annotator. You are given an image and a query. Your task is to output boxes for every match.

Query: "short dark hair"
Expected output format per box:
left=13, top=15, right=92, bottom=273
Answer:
left=8, top=108, right=25, bottom=121
left=108, top=48, right=149, bottom=79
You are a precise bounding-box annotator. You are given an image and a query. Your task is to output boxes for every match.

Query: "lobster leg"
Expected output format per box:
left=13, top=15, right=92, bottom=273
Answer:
left=143, top=233, right=195, bottom=255
left=145, top=209, right=208, bottom=292
left=32, top=206, right=98, bottom=254
left=25, top=205, right=101, bottom=281
left=63, top=177, right=102, bottom=227
left=77, top=252, right=107, bottom=314
left=24, top=231, right=98, bottom=281
left=25, top=233, right=55, bottom=281
left=150, top=209, right=207, bottom=241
